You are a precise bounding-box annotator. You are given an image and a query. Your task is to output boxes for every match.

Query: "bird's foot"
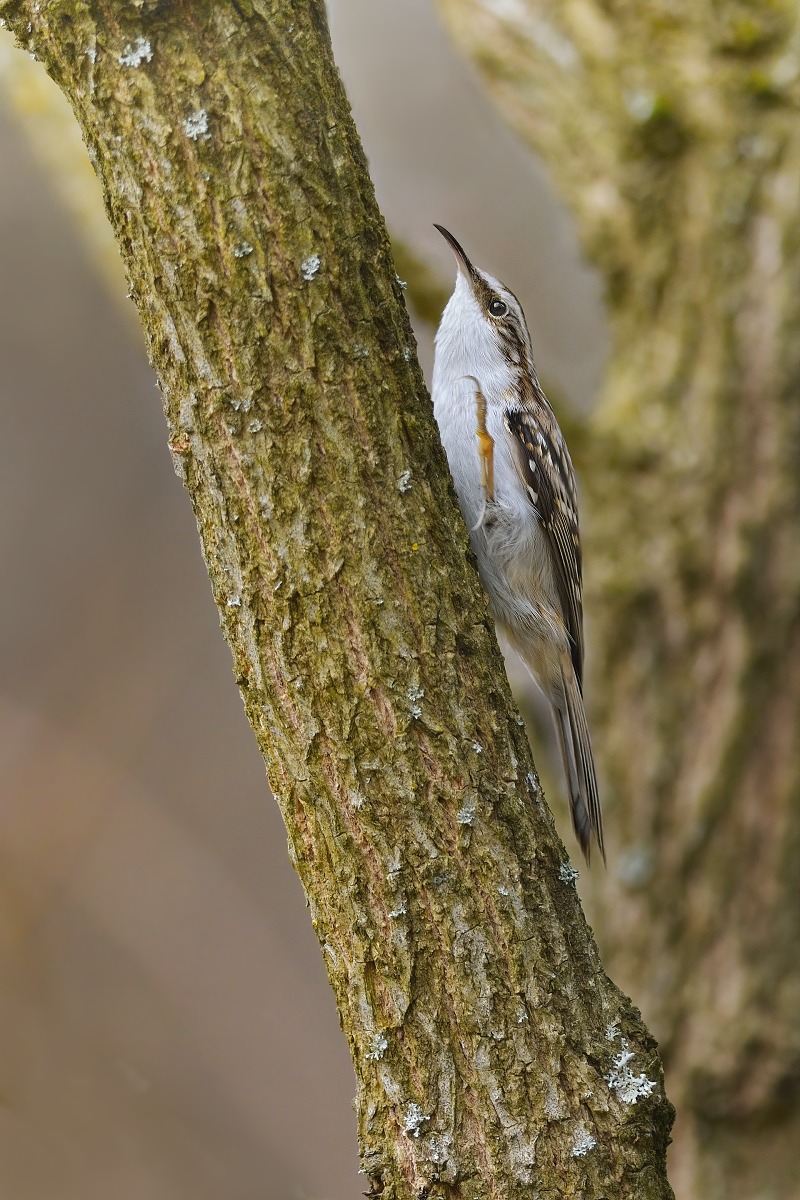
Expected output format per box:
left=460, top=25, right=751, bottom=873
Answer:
left=464, top=375, right=494, bottom=508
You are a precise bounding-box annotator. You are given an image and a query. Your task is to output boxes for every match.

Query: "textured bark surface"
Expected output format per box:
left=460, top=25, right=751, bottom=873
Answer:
left=433, top=2, right=800, bottom=1196
left=0, top=1, right=675, bottom=1196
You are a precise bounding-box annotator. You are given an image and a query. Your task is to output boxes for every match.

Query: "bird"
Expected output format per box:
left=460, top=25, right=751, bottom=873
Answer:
left=431, top=224, right=604, bottom=863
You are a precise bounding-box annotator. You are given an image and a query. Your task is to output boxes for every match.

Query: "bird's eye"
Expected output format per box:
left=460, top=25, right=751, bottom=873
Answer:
left=488, top=298, right=508, bottom=317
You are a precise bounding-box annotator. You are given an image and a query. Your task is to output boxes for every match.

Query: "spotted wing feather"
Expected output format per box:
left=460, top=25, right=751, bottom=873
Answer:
left=504, top=405, right=585, bottom=691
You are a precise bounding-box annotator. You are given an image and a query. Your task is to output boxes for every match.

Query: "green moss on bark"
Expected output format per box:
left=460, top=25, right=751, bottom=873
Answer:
left=1, top=1, right=676, bottom=1194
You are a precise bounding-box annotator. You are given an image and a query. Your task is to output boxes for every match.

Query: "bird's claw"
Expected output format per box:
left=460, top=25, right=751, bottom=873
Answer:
left=464, top=375, right=494, bottom=506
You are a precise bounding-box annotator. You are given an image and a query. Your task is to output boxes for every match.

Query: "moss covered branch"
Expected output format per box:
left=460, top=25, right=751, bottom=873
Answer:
left=0, top=1, right=675, bottom=1194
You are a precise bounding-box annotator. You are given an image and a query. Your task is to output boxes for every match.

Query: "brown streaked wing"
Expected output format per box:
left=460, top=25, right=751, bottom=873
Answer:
left=504, top=405, right=585, bottom=691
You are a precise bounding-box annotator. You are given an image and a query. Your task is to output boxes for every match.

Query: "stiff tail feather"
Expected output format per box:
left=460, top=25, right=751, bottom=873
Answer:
left=554, top=673, right=605, bottom=864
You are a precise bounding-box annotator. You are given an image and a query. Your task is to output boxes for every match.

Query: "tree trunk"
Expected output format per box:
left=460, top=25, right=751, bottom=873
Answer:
left=433, top=2, right=800, bottom=1196
left=0, top=1, right=675, bottom=1196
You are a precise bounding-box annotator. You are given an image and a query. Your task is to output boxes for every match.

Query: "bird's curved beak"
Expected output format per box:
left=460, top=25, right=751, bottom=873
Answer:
left=434, top=224, right=474, bottom=279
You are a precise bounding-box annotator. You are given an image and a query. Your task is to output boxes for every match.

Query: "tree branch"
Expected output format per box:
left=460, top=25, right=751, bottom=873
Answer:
left=1, top=1, right=675, bottom=1194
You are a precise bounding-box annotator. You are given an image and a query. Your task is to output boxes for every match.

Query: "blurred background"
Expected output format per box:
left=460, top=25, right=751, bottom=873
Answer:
left=0, top=3, right=606, bottom=1198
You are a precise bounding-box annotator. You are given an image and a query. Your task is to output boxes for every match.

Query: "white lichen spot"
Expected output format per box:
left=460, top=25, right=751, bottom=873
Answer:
left=544, top=1083, right=564, bottom=1119
left=403, top=1102, right=429, bottom=1138
left=397, top=469, right=413, bottom=493
left=353, top=344, right=370, bottom=359
left=402, top=346, right=412, bottom=361
left=386, top=854, right=402, bottom=878
left=118, top=36, right=152, bottom=67
left=516, top=1009, right=528, bottom=1024
left=234, top=241, right=254, bottom=258
left=300, top=254, right=321, bottom=281
left=248, top=419, right=263, bottom=433
left=395, top=273, right=408, bottom=289
left=606, top=1022, right=619, bottom=1041
left=183, top=109, right=210, bottom=141
left=498, top=885, right=509, bottom=897
left=456, top=804, right=475, bottom=826
left=348, top=788, right=366, bottom=810
left=426, top=1132, right=457, bottom=1169
left=365, top=1032, right=388, bottom=1061
left=559, top=861, right=580, bottom=885
left=226, top=594, right=241, bottom=608
left=85, top=45, right=97, bottom=62
left=571, top=1122, right=597, bottom=1157
left=605, top=1040, right=657, bottom=1104
left=471, top=741, right=483, bottom=753
left=407, top=684, right=424, bottom=719
left=388, top=905, right=406, bottom=919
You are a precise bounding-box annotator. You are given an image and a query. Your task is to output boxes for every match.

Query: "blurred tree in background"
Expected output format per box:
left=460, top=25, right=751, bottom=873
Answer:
left=435, top=2, right=800, bottom=1197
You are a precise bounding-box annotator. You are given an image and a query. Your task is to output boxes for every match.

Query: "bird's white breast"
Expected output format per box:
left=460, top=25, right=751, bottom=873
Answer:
left=431, top=368, right=533, bottom=535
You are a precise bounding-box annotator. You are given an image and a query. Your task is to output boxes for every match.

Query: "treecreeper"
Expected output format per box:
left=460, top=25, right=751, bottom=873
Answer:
left=431, top=225, right=604, bottom=863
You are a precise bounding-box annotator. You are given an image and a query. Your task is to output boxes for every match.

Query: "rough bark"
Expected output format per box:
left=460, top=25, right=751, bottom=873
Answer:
left=0, top=1, right=675, bottom=1196
left=433, top=1, right=800, bottom=1196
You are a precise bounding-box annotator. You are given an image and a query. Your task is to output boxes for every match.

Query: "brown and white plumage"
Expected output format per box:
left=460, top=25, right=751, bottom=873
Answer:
left=431, top=226, right=604, bottom=862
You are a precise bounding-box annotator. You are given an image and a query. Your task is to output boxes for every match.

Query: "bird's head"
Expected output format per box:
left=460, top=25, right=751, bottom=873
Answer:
left=433, top=224, right=537, bottom=404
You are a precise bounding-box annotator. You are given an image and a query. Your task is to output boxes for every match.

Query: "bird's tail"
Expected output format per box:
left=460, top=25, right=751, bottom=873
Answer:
left=553, top=672, right=605, bottom=865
